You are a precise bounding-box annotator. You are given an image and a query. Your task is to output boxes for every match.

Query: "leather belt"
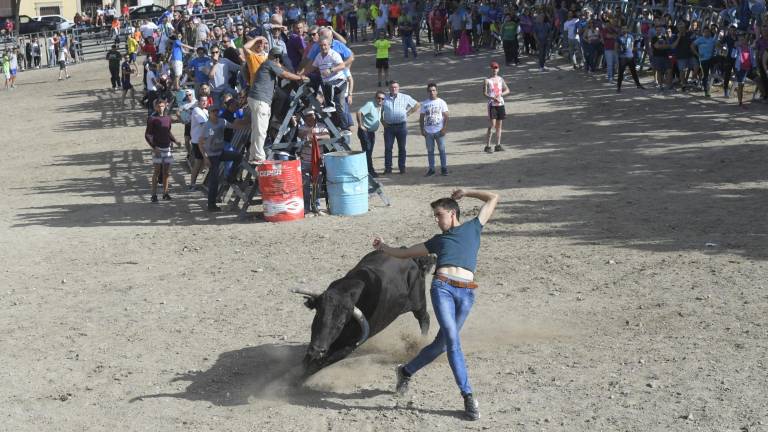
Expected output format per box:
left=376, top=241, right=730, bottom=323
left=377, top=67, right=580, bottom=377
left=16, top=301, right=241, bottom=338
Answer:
left=434, top=274, right=478, bottom=289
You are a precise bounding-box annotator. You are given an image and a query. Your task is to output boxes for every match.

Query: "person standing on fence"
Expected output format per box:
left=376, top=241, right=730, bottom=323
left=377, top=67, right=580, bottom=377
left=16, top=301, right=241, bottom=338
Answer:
left=381, top=81, right=420, bottom=175
left=246, top=46, right=305, bottom=163
left=419, top=83, right=449, bottom=176
left=106, top=44, right=122, bottom=90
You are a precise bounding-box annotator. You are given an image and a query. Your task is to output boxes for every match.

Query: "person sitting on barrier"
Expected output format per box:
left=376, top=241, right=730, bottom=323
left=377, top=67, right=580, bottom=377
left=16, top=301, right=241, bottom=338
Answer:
left=201, top=104, right=250, bottom=212
left=302, top=38, right=350, bottom=130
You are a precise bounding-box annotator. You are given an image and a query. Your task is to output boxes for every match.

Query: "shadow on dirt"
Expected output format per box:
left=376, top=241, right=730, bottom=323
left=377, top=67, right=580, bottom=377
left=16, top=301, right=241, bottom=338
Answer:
left=129, top=343, right=462, bottom=418
left=11, top=149, right=250, bottom=227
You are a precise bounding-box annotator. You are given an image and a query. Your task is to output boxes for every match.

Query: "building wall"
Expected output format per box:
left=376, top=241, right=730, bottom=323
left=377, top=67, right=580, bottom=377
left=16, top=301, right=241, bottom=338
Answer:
left=19, top=0, right=80, bottom=18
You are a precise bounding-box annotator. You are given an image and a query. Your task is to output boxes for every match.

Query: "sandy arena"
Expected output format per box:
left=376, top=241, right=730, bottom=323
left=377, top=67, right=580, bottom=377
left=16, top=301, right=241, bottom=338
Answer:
left=2, top=42, right=768, bottom=431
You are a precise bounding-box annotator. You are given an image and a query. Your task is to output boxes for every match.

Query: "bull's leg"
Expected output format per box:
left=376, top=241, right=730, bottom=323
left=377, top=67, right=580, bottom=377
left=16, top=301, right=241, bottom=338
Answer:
left=413, top=308, right=430, bottom=336
left=323, top=345, right=357, bottom=367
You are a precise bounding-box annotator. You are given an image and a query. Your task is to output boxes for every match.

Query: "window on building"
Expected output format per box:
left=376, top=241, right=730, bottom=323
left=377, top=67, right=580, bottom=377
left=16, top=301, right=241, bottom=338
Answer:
left=39, top=6, right=62, bottom=15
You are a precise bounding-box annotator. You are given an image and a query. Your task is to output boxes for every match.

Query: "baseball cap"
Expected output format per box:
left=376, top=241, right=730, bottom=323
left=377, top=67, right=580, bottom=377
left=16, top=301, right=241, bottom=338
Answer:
left=490, top=61, right=499, bottom=69
left=268, top=47, right=283, bottom=57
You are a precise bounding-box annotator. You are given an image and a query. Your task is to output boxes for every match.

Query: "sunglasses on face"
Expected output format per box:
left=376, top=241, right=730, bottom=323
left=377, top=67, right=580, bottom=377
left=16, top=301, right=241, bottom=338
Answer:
left=211, top=50, right=220, bottom=54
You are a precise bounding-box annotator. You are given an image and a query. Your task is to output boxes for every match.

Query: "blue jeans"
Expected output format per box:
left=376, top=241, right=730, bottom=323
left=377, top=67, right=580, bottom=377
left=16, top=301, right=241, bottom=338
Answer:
left=403, top=278, right=475, bottom=395
left=424, top=132, right=446, bottom=170
left=383, top=123, right=408, bottom=172
left=357, top=128, right=376, bottom=174
left=403, top=34, right=417, bottom=57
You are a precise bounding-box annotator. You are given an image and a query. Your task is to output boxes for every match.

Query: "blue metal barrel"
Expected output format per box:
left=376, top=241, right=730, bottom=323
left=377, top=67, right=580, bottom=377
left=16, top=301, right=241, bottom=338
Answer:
left=324, top=151, right=369, bottom=216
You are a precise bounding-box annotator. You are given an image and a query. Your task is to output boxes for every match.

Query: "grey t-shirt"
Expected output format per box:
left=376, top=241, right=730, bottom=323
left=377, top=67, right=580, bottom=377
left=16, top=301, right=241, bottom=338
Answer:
left=247, top=59, right=284, bottom=103
left=203, top=118, right=230, bottom=156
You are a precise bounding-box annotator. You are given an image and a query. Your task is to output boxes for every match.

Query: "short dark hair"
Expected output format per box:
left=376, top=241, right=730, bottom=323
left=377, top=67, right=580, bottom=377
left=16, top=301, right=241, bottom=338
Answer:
left=431, top=198, right=460, bottom=220
left=427, top=82, right=437, bottom=91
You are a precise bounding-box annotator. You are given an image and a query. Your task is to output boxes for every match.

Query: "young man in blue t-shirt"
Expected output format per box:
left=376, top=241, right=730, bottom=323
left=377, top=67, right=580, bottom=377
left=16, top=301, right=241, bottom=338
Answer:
left=373, top=188, right=499, bottom=421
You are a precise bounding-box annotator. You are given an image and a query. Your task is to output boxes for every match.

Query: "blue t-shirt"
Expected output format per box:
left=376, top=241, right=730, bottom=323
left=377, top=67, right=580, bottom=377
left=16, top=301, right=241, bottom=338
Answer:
left=307, top=40, right=352, bottom=61
left=424, top=218, right=483, bottom=273
left=693, top=36, right=716, bottom=61
left=188, top=56, right=210, bottom=84
left=171, top=39, right=184, bottom=62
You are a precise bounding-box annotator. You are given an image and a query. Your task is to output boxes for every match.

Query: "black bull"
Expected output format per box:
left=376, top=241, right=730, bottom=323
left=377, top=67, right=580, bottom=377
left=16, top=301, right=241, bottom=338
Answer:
left=294, top=251, right=436, bottom=375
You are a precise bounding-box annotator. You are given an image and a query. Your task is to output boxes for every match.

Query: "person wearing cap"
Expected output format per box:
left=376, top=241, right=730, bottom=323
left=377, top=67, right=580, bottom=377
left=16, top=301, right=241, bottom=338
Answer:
left=201, top=105, right=249, bottom=212
left=246, top=46, right=306, bottom=163
left=483, top=61, right=509, bottom=153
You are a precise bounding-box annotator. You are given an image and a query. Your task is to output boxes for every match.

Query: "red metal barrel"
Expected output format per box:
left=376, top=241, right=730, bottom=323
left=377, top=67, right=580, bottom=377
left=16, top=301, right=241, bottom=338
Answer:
left=257, top=159, right=304, bottom=222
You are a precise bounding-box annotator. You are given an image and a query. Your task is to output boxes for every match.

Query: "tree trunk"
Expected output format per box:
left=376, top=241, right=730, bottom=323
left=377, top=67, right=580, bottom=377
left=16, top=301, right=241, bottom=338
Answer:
left=11, top=0, right=20, bottom=35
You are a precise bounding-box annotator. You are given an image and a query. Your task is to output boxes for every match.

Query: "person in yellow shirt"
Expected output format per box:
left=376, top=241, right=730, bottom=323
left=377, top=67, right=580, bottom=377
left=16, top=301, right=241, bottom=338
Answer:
left=243, top=35, right=268, bottom=86
left=127, top=34, right=139, bottom=63
left=373, top=31, right=391, bottom=87
left=370, top=2, right=380, bottom=30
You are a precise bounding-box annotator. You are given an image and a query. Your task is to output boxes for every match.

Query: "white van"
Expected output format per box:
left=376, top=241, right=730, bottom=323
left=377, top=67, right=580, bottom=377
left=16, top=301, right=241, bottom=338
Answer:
left=34, top=15, right=75, bottom=31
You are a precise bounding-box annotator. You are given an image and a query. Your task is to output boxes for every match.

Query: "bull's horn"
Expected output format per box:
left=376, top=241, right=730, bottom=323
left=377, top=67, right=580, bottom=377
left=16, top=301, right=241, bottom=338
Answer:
left=291, top=288, right=320, bottom=297
left=352, top=307, right=370, bottom=346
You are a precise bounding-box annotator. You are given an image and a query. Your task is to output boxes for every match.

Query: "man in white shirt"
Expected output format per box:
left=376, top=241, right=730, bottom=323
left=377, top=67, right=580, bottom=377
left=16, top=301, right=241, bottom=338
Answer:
left=305, top=38, right=350, bottom=129
left=419, top=83, right=449, bottom=176
left=140, top=20, right=158, bottom=41
left=189, top=97, right=210, bottom=189
left=563, top=11, right=582, bottom=69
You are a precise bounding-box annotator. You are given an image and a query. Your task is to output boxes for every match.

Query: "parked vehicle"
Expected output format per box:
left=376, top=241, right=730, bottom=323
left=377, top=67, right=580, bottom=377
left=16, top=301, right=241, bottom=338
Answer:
left=128, top=5, right=169, bottom=21
left=34, top=15, right=75, bottom=31
left=0, top=15, right=57, bottom=34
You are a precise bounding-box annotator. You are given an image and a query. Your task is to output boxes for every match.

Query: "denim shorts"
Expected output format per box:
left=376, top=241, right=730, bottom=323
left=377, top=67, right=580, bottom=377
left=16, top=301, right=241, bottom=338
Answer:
left=676, top=57, right=697, bottom=71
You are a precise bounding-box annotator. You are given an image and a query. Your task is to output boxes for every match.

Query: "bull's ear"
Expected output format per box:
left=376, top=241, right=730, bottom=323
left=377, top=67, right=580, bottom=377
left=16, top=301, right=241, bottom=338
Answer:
left=414, top=255, right=436, bottom=273
left=304, top=296, right=317, bottom=310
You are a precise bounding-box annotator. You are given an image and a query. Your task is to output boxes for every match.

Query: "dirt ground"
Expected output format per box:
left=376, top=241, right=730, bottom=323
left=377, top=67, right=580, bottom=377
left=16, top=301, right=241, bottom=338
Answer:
left=2, top=40, right=768, bottom=432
